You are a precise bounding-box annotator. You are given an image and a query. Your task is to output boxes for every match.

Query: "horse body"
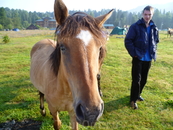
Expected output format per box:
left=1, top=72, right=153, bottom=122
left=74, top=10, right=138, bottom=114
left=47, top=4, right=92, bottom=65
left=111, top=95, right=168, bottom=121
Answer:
left=30, top=0, right=113, bottom=130
left=167, top=28, right=173, bottom=37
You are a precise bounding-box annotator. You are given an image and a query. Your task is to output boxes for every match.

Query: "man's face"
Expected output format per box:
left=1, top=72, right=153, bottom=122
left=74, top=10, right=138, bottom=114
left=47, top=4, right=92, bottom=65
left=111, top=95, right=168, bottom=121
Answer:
left=142, top=10, right=153, bottom=23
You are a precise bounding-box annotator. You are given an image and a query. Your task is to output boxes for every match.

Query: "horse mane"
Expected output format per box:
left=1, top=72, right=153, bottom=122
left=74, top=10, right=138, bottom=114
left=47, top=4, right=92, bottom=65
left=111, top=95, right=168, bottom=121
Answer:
left=50, top=43, right=61, bottom=76
left=50, top=12, right=107, bottom=76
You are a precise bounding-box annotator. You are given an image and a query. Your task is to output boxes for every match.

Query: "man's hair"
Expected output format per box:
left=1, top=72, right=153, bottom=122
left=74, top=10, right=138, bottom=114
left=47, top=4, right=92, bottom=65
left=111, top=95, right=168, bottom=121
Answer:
left=142, top=5, right=154, bottom=13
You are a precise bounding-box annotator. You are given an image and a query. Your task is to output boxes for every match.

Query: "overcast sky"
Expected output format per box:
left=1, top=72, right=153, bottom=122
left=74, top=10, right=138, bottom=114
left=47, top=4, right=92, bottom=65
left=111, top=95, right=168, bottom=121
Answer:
left=1, top=0, right=173, bottom=12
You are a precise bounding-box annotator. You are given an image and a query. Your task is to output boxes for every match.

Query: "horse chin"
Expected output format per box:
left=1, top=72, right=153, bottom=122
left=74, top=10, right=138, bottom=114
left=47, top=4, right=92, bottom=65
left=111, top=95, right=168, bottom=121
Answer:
left=76, top=118, right=96, bottom=126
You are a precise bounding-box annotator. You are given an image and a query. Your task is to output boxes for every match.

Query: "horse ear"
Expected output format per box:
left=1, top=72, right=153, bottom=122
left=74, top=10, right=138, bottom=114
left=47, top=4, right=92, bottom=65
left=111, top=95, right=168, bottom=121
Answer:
left=54, top=0, right=69, bottom=25
left=95, top=9, right=114, bottom=28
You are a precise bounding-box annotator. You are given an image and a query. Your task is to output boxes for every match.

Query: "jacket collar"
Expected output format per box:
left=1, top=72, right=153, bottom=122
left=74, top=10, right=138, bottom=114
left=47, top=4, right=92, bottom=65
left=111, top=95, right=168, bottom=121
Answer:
left=136, top=18, right=154, bottom=26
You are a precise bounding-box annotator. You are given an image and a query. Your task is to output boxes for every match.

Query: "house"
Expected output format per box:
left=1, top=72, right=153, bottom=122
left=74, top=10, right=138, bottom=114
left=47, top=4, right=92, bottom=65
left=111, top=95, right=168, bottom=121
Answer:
left=36, top=17, right=57, bottom=28
left=26, top=24, right=39, bottom=30
left=103, top=24, right=114, bottom=29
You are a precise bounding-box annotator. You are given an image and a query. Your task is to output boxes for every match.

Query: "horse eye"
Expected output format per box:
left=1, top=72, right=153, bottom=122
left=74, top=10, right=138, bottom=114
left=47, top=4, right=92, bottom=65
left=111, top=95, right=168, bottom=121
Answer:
left=99, top=47, right=102, bottom=51
left=60, top=44, right=66, bottom=51
left=99, top=46, right=103, bottom=60
left=99, top=46, right=103, bottom=52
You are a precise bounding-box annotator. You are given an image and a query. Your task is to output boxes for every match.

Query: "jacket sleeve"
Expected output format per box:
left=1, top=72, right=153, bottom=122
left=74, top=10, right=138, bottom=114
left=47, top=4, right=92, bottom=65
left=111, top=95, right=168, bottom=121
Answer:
left=156, top=27, right=159, bottom=44
left=124, top=24, right=137, bottom=57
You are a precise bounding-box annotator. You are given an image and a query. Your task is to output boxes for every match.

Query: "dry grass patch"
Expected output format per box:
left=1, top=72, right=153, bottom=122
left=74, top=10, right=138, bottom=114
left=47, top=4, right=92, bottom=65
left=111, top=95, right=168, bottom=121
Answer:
left=0, top=30, right=55, bottom=38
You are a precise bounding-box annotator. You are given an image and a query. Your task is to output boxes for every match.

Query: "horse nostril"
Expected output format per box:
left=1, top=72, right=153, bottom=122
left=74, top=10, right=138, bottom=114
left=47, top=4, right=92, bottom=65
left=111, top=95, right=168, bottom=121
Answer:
left=76, top=104, right=85, bottom=121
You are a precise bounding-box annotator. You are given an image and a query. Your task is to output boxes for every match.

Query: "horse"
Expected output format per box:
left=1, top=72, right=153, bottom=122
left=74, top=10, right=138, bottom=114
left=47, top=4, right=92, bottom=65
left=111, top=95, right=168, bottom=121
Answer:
left=167, top=28, right=173, bottom=37
left=30, top=0, right=114, bottom=129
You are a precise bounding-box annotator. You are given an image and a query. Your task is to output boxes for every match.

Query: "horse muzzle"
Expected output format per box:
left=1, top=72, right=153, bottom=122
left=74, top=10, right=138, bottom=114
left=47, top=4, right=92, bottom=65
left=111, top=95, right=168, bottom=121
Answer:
left=75, top=101, right=104, bottom=126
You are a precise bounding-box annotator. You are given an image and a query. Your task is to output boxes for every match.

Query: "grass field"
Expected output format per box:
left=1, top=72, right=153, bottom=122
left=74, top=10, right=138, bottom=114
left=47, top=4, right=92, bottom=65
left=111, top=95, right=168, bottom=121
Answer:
left=0, top=30, right=173, bottom=130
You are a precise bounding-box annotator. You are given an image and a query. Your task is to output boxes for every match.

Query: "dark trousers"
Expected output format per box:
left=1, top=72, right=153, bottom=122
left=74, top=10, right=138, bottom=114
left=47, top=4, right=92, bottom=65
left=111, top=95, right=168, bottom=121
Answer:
left=130, top=57, right=151, bottom=102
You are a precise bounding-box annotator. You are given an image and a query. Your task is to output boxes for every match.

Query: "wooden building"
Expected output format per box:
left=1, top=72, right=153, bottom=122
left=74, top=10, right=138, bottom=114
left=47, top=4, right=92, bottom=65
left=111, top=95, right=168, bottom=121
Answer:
left=26, top=24, right=39, bottom=30
left=36, top=17, right=57, bottom=28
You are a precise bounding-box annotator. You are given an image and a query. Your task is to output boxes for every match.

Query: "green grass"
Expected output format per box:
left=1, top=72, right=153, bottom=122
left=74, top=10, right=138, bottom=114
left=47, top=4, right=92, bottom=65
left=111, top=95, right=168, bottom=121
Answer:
left=0, top=31, right=173, bottom=130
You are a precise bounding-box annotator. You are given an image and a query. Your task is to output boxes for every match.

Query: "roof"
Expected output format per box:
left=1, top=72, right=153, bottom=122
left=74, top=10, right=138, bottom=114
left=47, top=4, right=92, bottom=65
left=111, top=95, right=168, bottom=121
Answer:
left=103, top=24, right=114, bottom=27
left=26, top=24, right=39, bottom=30
left=36, top=19, right=43, bottom=21
left=49, top=19, right=56, bottom=21
left=36, top=17, right=56, bottom=22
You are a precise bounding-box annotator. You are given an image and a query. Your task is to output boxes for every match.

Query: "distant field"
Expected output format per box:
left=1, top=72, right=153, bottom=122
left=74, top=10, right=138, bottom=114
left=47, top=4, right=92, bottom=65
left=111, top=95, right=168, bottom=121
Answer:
left=0, top=30, right=55, bottom=38
left=0, top=30, right=173, bottom=130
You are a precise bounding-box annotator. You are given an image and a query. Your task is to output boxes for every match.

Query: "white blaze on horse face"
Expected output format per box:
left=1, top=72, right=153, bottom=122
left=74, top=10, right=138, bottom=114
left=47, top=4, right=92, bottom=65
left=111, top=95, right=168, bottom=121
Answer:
left=76, top=30, right=92, bottom=74
left=76, top=30, right=92, bottom=46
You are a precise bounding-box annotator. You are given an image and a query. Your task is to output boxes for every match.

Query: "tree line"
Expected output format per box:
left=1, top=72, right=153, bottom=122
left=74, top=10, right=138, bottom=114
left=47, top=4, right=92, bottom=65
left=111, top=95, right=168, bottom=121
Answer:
left=0, top=7, right=173, bottom=30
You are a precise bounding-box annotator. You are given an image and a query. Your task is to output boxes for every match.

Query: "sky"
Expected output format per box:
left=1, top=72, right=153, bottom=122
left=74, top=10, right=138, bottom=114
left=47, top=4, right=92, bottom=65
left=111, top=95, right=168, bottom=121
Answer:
left=1, top=0, right=173, bottom=12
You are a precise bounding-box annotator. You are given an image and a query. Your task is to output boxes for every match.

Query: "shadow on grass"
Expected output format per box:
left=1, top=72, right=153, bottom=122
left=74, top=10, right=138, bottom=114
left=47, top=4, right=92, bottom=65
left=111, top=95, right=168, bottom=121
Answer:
left=0, top=119, right=42, bottom=130
left=164, top=99, right=173, bottom=109
left=104, top=96, right=130, bottom=112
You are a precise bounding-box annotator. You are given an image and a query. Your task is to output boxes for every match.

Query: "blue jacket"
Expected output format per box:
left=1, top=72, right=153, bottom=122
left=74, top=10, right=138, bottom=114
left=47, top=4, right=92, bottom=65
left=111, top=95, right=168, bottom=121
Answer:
left=124, top=18, right=159, bottom=61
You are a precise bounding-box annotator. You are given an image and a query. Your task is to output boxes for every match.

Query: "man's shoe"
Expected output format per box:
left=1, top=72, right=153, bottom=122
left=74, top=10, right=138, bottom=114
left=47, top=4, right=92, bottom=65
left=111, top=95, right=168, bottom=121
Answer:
left=130, top=101, right=138, bottom=109
left=138, top=96, right=144, bottom=101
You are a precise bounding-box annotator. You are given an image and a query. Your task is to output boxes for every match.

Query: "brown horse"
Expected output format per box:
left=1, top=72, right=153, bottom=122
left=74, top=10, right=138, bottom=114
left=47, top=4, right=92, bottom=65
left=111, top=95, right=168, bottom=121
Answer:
left=30, top=0, right=114, bottom=129
left=167, top=28, right=173, bottom=37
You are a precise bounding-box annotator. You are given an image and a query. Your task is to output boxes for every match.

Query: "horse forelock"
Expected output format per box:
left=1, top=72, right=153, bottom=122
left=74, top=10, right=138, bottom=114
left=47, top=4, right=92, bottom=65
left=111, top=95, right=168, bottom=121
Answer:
left=56, top=12, right=104, bottom=39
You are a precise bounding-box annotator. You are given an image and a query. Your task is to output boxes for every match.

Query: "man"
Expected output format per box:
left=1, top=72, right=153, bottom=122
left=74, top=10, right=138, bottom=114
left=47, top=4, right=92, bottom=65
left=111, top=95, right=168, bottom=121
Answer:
left=124, top=5, right=159, bottom=109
